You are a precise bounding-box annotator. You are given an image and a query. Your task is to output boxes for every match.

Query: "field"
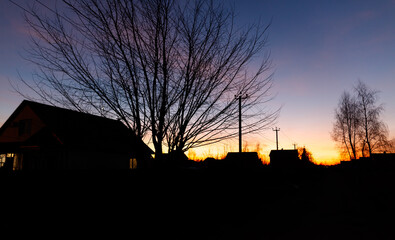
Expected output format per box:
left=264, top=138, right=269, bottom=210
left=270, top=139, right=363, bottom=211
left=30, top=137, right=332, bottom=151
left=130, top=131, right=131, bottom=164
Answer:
left=2, top=166, right=395, bottom=239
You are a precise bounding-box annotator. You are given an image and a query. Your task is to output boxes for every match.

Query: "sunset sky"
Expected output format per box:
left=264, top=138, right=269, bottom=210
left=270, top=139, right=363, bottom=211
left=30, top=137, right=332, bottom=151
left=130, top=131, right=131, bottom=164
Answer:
left=1, top=0, right=395, bottom=165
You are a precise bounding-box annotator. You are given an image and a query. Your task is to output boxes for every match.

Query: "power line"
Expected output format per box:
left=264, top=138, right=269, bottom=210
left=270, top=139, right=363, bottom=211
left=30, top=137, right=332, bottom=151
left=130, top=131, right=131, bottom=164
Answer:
left=257, top=132, right=276, bottom=144
left=280, top=130, right=295, bottom=144
left=279, top=129, right=300, bottom=150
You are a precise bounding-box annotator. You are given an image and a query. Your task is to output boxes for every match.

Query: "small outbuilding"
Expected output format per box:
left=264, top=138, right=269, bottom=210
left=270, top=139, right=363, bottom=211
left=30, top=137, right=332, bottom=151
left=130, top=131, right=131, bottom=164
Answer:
left=223, top=152, right=262, bottom=169
left=269, top=149, right=300, bottom=168
left=0, top=100, right=153, bottom=171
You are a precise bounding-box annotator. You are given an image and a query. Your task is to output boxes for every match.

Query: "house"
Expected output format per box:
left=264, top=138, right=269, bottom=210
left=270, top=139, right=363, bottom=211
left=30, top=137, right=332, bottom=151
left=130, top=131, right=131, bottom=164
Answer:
left=155, top=151, right=189, bottom=168
left=269, top=149, right=301, bottom=168
left=223, top=152, right=262, bottom=169
left=371, top=152, right=395, bottom=162
left=341, top=152, right=395, bottom=168
left=0, top=100, right=153, bottom=171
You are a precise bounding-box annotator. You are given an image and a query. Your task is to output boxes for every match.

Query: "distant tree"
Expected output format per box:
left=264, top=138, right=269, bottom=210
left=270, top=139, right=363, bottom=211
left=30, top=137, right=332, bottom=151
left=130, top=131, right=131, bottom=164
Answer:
left=332, top=91, right=360, bottom=160
left=354, top=80, right=390, bottom=157
left=332, top=81, right=391, bottom=160
left=15, top=0, right=279, bottom=157
left=298, top=147, right=314, bottom=164
left=387, top=138, right=395, bottom=153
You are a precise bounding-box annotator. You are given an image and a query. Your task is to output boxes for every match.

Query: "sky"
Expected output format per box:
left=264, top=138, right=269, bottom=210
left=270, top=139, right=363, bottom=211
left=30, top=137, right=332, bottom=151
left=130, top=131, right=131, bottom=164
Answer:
left=1, top=0, right=395, bottom=165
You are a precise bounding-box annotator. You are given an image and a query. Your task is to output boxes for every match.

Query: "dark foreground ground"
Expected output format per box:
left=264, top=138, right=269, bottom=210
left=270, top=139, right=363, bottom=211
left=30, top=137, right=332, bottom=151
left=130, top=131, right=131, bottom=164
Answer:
left=2, top=166, right=395, bottom=239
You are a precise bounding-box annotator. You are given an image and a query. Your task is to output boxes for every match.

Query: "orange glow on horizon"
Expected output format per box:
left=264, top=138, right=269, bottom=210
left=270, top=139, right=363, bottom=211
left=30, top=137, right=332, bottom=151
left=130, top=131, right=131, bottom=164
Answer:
left=146, top=133, right=342, bottom=166
left=186, top=141, right=341, bottom=166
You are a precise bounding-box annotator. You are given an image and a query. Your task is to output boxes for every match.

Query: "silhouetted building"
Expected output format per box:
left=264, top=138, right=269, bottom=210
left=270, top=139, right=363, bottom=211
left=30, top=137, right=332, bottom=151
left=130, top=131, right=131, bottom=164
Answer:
left=341, top=152, right=395, bottom=168
left=155, top=151, right=189, bottom=168
left=203, top=157, right=218, bottom=168
left=0, top=100, right=153, bottom=171
left=371, top=152, right=395, bottom=161
left=269, top=149, right=300, bottom=168
left=223, top=152, right=262, bottom=169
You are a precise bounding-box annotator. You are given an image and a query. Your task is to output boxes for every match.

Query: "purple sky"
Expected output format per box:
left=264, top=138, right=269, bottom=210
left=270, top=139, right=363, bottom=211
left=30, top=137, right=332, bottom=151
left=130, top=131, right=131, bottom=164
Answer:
left=1, top=0, right=395, bottom=163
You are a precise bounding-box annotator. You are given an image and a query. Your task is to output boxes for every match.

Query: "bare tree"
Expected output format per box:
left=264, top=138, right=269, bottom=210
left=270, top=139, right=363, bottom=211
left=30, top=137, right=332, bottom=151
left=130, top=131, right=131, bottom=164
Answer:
left=332, top=91, right=360, bottom=160
left=387, top=138, right=395, bottom=153
left=165, top=1, right=278, bottom=153
left=332, top=81, right=391, bottom=160
left=354, top=80, right=390, bottom=157
left=13, top=0, right=278, bottom=157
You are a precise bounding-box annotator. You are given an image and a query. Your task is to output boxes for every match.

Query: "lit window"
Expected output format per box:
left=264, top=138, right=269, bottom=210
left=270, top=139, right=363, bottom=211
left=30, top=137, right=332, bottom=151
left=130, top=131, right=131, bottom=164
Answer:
left=0, top=154, right=5, bottom=168
left=13, top=153, right=22, bottom=171
left=129, top=158, right=137, bottom=169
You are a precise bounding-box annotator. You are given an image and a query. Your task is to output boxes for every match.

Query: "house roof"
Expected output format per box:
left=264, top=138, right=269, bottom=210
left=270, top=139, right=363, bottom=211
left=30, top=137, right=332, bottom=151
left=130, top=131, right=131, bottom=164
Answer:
left=269, top=149, right=299, bottom=158
left=0, top=100, right=153, bottom=155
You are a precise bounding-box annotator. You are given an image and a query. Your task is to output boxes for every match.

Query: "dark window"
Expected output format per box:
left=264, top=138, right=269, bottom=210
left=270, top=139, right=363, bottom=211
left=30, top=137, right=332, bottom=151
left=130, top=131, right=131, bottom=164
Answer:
left=18, top=121, right=25, bottom=136
left=25, top=119, right=32, bottom=135
left=18, top=119, right=32, bottom=136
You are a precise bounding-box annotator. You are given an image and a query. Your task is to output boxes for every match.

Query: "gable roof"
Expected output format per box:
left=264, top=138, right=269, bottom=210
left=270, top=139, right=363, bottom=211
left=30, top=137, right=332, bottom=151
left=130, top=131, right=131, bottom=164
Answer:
left=269, top=149, right=299, bottom=159
left=0, top=100, right=153, bottom=155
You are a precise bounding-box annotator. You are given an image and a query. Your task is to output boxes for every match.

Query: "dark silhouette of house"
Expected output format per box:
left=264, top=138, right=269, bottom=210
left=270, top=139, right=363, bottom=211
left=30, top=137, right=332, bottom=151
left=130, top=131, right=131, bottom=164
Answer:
left=371, top=152, right=395, bottom=161
left=203, top=157, right=223, bottom=169
left=341, top=152, right=395, bottom=168
left=371, top=152, right=395, bottom=168
left=269, top=149, right=301, bottom=168
left=155, top=151, right=189, bottom=168
left=223, top=152, right=262, bottom=169
left=0, top=100, right=153, bottom=171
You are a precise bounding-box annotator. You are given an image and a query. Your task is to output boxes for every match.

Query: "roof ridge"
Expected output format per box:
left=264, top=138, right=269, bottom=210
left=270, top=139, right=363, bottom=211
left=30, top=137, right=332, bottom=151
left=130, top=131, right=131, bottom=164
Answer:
left=24, top=100, right=121, bottom=123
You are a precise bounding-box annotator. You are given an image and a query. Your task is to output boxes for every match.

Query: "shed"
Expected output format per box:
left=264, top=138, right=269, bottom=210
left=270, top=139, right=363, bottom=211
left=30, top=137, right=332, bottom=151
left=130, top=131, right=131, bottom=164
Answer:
left=269, top=149, right=300, bottom=168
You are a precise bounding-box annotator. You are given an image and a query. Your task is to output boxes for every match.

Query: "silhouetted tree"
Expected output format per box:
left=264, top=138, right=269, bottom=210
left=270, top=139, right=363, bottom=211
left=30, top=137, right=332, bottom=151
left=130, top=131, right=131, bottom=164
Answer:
left=332, top=81, right=391, bottom=160
left=14, top=0, right=279, bottom=157
left=298, top=147, right=314, bottom=163
left=388, top=138, right=395, bottom=153
left=354, top=80, right=390, bottom=157
left=332, top=91, right=360, bottom=160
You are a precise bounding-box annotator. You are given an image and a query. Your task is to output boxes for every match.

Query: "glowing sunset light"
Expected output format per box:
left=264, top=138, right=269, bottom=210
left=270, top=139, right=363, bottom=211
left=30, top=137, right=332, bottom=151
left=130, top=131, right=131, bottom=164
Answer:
left=186, top=134, right=341, bottom=166
left=2, top=2, right=395, bottom=239
left=1, top=0, right=395, bottom=166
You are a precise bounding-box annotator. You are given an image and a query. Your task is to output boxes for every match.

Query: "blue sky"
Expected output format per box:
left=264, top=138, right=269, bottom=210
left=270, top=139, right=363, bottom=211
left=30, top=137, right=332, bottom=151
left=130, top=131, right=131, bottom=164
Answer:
left=233, top=0, right=395, bottom=163
left=1, top=0, right=395, bottom=163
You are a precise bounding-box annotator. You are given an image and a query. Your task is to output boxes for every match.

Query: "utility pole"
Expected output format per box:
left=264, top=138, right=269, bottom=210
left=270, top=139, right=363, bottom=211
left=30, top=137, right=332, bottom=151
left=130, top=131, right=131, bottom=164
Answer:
left=272, top=127, right=280, bottom=150
left=236, top=93, right=248, bottom=153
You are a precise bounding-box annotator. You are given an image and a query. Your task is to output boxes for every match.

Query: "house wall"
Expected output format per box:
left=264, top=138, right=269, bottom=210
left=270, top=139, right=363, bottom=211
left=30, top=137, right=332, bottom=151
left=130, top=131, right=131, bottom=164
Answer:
left=66, top=150, right=130, bottom=170
left=270, top=150, right=301, bottom=168
left=0, top=105, right=45, bottom=143
left=20, top=149, right=130, bottom=170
